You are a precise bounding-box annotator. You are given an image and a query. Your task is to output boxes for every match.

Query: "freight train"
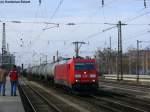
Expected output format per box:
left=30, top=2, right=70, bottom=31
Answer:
left=26, top=57, right=99, bottom=92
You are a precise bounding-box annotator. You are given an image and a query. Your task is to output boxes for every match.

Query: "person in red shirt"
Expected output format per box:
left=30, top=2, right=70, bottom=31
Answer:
left=9, top=65, right=19, bottom=96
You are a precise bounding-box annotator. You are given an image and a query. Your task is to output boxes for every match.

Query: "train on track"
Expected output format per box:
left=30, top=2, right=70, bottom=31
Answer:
left=26, top=57, right=99, bottom=92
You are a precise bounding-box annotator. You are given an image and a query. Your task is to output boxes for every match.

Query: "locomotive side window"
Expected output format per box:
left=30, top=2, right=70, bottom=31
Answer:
left=75, top=63, right=95, bottom=70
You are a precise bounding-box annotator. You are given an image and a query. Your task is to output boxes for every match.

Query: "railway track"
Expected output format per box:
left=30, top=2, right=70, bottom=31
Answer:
left=107, top=96, right=150, bottom=111
left=99, top=81, right=150, bottom=96
left=100, top=80, right=150, bottom=90
left=94, top=86, right=150, bottom=112
left=19, top=83, right=62, bottom=112
left=51, top=85, right=149, bottom=112
left=65, top=86, right=150, bottom=112
left=19, top=78, right=150, bottom=112
left=71, top=91, right=149, bottom=112
left=19, top=80, right=89, bottom=112
left=91, top=94, right=150, bottom=112
left=74, top=94, right=148, bottom=112
left=91, top=96, right=146, bottom=112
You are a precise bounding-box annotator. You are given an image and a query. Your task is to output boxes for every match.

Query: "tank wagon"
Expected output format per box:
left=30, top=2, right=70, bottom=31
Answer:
left=27, top=57, right=99, bottom=92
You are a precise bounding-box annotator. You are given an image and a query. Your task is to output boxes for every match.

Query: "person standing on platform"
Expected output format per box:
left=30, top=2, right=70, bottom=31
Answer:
left=0, top=65, right=7, bottom=96
left=9, top=65, right=19, bottom=96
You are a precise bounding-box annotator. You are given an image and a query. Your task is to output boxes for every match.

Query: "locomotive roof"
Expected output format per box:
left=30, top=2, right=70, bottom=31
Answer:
left=69, top=58, right=96, bottom=63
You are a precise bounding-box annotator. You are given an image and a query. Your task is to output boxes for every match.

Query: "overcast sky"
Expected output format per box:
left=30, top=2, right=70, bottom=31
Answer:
left=0, top=0, right=150, bottom=67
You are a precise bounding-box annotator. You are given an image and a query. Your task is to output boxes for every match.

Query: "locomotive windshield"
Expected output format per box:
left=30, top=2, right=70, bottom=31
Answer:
left=75, top=63, right=95, bottom=70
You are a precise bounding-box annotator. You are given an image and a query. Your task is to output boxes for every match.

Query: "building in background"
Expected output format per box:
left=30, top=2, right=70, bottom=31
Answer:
left=0, top=23, right=15, bottom=70
left=0, top=53, right=15, bottom=70
left=95, top=48, right=150, bottom=75
left=128, top=49, right=150, bottom=75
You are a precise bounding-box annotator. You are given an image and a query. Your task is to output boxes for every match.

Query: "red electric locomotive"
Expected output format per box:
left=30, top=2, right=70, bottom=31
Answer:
left=54, top=57, right=99, bottom=91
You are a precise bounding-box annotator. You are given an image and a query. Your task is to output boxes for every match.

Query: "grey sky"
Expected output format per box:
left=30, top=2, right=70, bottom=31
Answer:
left=0, top=0, right=150, bottom=67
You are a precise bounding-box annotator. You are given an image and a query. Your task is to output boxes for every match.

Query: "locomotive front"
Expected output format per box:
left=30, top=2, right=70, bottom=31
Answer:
left=72, top=58, right=99, bottom=91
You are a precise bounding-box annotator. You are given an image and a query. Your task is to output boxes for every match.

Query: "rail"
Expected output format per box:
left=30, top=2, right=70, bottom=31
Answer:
left=18, top=85, right=37, bottom=112
left=18, top=82, right=62, bottom=112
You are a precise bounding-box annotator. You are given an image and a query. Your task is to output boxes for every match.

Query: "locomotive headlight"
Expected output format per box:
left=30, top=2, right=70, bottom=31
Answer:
left=75, top=74, right=81, bottom=78
left=90, top=74, right=96, bottom=78
left=92, top=80, right=95, bottom=82
left=76, top=80, right=80, bottom=82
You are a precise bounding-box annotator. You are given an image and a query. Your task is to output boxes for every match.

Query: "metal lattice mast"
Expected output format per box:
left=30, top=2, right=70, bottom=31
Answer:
left=2, top=23, right=6, bottom=54
left=117, top=21, right=123, bottom=80
left=1, top=23, right=7, bottom=65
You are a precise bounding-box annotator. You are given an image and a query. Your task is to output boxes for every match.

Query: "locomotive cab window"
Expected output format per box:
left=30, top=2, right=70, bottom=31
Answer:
left=75, top=63, right=95, bottom=70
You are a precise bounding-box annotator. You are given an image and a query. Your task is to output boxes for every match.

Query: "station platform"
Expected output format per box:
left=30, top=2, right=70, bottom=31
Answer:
left=102, top=74, right=150, bottom=84
left=0, top=76, right=25, bottom=112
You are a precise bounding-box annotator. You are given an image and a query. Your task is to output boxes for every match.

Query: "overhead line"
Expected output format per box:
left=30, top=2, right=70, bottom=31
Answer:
left=84, top=31, right=104, bottom=40
left=50, top=0, right=64, bottom=20
left=1, top=20, right=149, bottom=26
left=123, top=31, right=150, bottom=44
left=42, top=0, right=64, bottom=30
left=20, top=0, right=65, bottom=54
left=124, top=10, right=150, bottom=23
left=82, top=10, right=150, bottom=41
left=62, top=0, right=120, bottom=43
left=109, top=29, right=150, bottom=48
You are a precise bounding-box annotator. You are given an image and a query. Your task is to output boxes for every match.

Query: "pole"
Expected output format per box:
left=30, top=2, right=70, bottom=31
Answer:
left=146, top=49, right=148, bottom=74
left=53, top=56, right=55, bottom=63
left=56, top=50, right=59, bottom=61
left=46, top=55, right=47, bottom=64
left=76, top=43, right=79, bottom=57
left=137, top=40, right=140, bottom=83
left=9, top=54, right=11, bottom=65
left=119, top=21, right=123, bottom=80
left=117, top=26, right=120, bottom=80
left=144, top=0, right=146, bottom=8
left=40, top=57, right=41, bottom=65
left=2, top=23, right=6, bottom=66
left=2, top=51, right=3, bottom=65
left=129, top=53, right=131, bottom=74
left=116, top=54, right=118, bottom=76
left=109, top=36, right=112, bottom=74
left=143, top=51, right=145, bottom=74
left=102, top=0, right=104, bottom=7
left=102, top=21, right=127, bottom=79
left=117, top=21, right=123, bottom=81
left=39, top=0, right=41, bottom=5
left=21, top=63, right=24, bottom=76
left=22, top=63, right=24, bottom=70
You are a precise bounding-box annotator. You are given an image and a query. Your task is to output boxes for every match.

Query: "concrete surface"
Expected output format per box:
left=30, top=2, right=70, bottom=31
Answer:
left=0, top=77, right=25, bottom=112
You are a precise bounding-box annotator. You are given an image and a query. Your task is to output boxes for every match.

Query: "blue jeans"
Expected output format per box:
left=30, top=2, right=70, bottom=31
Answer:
left=11, top=81, right=18, bottom=96
left=0, top=82, right=5, bottom=96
